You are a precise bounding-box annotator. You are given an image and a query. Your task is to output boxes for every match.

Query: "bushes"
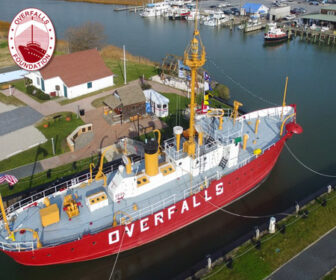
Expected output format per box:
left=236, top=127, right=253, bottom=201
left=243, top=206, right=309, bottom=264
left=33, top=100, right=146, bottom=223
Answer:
left=26, top=85, right=50, bottom=100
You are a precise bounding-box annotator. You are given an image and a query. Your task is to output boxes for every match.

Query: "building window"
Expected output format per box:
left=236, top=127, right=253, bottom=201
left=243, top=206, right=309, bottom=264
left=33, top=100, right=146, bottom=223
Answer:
left=87, top=82, right=92, bottom=89
left=36, top=77, right=40, bottom=86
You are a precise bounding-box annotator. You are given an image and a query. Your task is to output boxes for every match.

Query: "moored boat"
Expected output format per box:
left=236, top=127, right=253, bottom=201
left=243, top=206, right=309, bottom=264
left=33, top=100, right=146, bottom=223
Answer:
left=264, top=23, right=288, bottom=42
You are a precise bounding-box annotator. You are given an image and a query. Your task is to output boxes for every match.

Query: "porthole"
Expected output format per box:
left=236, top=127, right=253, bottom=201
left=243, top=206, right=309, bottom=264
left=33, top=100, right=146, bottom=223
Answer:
left=91, top=200, right=95, bottom=203
left=143, top=178, right=147, bottom=182
left=92, top=242, right=96, bottom=245
left=169, top=167, right=172, bottom=171
left=164, top=170, right=167, bottom=173
left=137, top=180, right=141, bottom=184
left=179, top=162, right=182, bottom=166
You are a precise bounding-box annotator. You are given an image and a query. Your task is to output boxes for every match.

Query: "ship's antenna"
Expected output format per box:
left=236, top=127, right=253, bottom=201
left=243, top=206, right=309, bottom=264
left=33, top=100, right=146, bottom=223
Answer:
left=182, top=0, right=206, bottom=157
left=281, top=76, right=288, bottom=120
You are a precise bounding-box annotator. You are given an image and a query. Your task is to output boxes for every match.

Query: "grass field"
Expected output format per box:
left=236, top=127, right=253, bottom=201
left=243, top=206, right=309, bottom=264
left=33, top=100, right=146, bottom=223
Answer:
left=0, top=112, right=85, bottom=172
left=203, top=192, right=336, bottom=280
left=0, top=154, right=100, bottom=197
left=0, top=38, right=15, bottom=68
left=0, top=92, right=26, bottom=106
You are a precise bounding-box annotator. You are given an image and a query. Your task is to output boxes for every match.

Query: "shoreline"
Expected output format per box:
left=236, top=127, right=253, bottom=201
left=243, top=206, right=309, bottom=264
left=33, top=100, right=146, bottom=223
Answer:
left=65, top=0, right=154, bottom=6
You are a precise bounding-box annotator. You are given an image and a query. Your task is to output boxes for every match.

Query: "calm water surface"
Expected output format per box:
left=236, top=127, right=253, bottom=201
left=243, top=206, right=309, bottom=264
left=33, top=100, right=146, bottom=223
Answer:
left=1, top=1, right=336, bottom=279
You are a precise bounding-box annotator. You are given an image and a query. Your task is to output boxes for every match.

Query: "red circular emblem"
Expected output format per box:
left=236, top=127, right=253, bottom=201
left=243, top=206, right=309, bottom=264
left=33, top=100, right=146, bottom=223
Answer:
left=8, top=8, right=55, bottom=71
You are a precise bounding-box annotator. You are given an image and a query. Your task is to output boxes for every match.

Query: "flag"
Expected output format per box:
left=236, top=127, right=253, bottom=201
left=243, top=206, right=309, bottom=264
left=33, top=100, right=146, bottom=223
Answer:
left=0, top=174, right=18, bottom=186
left=203, top=72, right=212, bottom=91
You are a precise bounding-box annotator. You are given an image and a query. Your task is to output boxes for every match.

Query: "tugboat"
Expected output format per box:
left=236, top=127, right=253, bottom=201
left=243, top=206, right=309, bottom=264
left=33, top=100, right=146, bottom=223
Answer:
left=18, top=24, right=46, bottom=63
left=0, top=9, right=302, bottom=266
left=264, top=23, right=288, bottom=43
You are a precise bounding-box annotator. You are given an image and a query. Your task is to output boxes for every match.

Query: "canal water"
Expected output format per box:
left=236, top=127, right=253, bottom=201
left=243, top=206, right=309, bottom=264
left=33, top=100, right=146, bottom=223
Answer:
left=1, top=0, right=336, bottom=279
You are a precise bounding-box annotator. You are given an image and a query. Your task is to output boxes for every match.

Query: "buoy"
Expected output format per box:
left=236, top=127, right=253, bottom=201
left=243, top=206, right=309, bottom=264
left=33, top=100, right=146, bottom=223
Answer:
left=269, top=217, right=276, bottom=234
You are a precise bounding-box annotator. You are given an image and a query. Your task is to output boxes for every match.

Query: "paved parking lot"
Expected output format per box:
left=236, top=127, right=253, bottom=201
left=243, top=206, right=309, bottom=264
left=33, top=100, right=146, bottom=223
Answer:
left=199, top=0, right=321, bottom=15
left=0, top=106, right=43, bottom=136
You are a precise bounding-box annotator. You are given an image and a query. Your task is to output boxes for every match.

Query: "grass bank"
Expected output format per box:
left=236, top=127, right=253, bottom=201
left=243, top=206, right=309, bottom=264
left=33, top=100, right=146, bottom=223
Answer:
left=202, top=192, right=336, bottom=280
left=0, top=92, right=26, bottom=106
left=0, top=112, right=85, bottom=172
left=0, top=38, right=14, bottom=68
left=0, top=155, right=99, bottom=198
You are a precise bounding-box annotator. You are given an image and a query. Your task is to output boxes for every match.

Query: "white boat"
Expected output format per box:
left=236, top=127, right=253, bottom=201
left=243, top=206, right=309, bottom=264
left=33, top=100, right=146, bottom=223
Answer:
left=140, top=1, right=170, bottom=17
left=186, top=9, right=200, bottom=21
left=202, top=10, right=229, bottom=27
left=243, top=19, right=264, bottom=32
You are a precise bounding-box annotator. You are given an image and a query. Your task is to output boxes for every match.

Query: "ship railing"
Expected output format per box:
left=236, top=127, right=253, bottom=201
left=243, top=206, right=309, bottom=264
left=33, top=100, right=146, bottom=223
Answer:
left=183, top=173, right=219, bottom=199
left=5, top=161, right=122, bottom=215
left=164, top=138, right=185, bottom=161
left=118, top=194, right=176, bottom=224
left=0, top=241, right=34, bottom=252
left=237, top=106, right=294, bottom=122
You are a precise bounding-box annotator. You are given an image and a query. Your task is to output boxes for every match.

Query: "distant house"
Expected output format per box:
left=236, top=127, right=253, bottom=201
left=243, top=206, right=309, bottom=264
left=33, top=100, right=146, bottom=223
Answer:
left=103, top=83, right=146, bottom=123
left=143, top=89, right=169, bottom=118
left=241, top=3, right=269, bottom=16
left=25, top=49, right=114, bottom=99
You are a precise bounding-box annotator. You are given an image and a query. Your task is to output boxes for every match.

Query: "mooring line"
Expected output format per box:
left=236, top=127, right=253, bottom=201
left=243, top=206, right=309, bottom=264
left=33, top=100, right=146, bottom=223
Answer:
left=198, top=193, right=291, bottom=219
left=285, top=143, right=336, bottom=178
left=108, top=228, right=126, bottom=280
left=207, top=58, right=279, bottom=107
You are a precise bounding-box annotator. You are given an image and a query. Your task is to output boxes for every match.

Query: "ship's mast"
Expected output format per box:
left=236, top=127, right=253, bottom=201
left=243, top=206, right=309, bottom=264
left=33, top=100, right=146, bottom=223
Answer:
left=183, top=1, right=206, bottom=157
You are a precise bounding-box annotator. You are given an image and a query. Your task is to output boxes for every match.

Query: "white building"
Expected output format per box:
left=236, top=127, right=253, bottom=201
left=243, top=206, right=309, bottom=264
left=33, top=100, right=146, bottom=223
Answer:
left=269, top=6, right=291, bottom=21
left=143, top=89, right=169, bottom=118
left=25, top=49, right=114, bottom=99
left=241, top=3, right=269, bottom=16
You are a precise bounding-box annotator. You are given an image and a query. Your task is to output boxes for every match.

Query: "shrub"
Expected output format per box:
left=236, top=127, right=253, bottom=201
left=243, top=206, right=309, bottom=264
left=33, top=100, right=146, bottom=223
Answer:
left=141, top=83, right=152, bottom=90
left=213, top=84, right=230, bottom=101
left=25, top=85, right=50, bottom=100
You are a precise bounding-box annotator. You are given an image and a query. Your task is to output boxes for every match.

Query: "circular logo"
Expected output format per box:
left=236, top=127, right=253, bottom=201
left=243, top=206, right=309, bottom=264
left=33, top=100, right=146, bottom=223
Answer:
left=8, top=8, right=55, bottom=71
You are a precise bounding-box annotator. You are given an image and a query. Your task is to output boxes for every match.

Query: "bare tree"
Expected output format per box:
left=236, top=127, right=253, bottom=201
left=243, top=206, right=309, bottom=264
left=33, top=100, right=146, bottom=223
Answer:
left=66, top=22, right=106, bottom=53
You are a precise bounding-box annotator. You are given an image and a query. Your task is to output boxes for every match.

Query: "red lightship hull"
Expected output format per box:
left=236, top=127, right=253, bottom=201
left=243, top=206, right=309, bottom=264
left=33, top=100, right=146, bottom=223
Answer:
left=3, top=131, right=292, bottom=266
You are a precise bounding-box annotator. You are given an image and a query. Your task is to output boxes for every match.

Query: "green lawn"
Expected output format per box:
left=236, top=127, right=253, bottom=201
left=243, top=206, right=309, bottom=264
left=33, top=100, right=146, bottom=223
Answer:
left=0, top=155, right=100, bottom=197
left=11, top=80, right=49, bottom=103
left=203, top=193, right=336, bottom=280
left=104, top=59, right=158, bottom=87
left=0, top=92, right=26, bottom=106
left=0, top=112, right=85, bottom=172
left=324, top=268, right=336, bottom=280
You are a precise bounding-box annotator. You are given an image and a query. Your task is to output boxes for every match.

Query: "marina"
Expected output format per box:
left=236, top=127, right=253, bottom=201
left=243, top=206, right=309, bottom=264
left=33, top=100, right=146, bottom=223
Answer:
left=1, top=0, right=336, bottom=279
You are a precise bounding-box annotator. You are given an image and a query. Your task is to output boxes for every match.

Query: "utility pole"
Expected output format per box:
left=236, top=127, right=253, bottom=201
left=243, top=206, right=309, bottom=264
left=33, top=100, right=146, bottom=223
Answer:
left=123, top=45, right=127, bottom=85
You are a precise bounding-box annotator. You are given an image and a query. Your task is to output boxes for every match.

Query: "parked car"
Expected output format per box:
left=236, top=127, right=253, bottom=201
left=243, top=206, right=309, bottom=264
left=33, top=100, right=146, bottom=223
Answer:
left=230, top=7, right=240, bottom=15
left=209, top=5, right=217, bottom=8
left=224, top=9, right=233, bottom=15
left=285, top=14, right=296, bottom=20
left=309, top=1, right=319, bottom=5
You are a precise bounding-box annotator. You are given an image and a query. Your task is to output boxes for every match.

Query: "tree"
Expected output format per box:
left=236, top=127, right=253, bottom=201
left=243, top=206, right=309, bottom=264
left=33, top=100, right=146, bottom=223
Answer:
left=66, top=22, right=106, bottom=53
left=213, top=84, right=230, bottom=101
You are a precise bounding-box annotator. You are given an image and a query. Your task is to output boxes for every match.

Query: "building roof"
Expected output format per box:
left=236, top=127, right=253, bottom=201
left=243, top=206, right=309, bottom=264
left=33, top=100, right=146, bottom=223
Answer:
left=39, top=49, right=113, bottom=87
left=322, top=4, right=336, bottom=11
left=143, top=89, right=169, bottom=105
left=301, top=13, right=336, bottom=23
left=242, top=3, right=267, bottom=13
left=104, top=84, right=145, bottom=109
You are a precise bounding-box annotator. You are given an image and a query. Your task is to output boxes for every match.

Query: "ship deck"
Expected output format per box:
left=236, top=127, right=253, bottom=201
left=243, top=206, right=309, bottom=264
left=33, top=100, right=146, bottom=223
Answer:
left=0, top=106, right=294, bottom=249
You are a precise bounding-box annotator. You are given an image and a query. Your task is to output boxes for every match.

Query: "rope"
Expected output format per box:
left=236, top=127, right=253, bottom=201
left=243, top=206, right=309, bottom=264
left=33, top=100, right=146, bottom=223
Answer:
left=207, top=58, right=279, bottom=107
left=108, top=228, right=126, bottom=280
left=285, top=143, right=336, bottom=178
left=198, top=193, right=291, bottom=219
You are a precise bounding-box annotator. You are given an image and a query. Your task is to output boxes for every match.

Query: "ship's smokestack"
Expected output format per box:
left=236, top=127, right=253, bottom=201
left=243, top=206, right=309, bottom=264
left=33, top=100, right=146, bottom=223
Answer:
left=173, top=126, right=183, bottom=151
left=144, top=139, right=159, bottom=176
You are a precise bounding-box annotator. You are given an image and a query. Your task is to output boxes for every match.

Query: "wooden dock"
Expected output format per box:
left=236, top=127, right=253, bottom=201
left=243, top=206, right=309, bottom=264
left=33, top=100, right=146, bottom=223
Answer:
left=282, top=25, right=336, bottom=45
left=114, top=5, right=143, bottom=12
